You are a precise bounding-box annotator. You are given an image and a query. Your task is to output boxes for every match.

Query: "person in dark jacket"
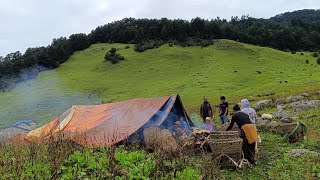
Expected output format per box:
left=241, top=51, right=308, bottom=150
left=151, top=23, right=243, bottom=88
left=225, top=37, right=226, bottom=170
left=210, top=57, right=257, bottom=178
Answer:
left=226, top=104, right=259, bottom=165
left=219, top=96, right=229, bottom=124
left=200, top=96, right=213, bottom=122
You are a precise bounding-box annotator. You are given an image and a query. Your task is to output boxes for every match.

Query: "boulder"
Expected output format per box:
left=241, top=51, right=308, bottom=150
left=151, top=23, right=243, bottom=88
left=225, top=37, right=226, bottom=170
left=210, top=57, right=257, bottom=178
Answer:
left=290, top=102, right=313, bottom=111
left=315, top=91, right=320, bottom=95
left=275, top=98, right=286, bottom=105
left=277, top=105, right=286, bottom=111
left=286, top=95, right=304, bottom=103
left=290, top=100, right=320, bottom=111
left=254, top=100, right=273, bottom=110
left=273, top=110, right=289, bottom=119
left=256, top=119, right=270, bottom=129
left=287, top=149, right=319, bottom=157
left=307, top=100, right=320, bottom=106
left=268, top=120, right=279, bottom=127
left=300, top=93, right=310, bottom=97
left=280, top=117, right=293, bottom=123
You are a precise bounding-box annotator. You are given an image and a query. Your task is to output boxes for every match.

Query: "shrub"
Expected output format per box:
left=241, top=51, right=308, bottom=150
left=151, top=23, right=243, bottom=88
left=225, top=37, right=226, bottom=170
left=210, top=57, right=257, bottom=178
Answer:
left=291, top=51, right=296, bottom=54
left=317, top=58, right=320, bottom=65
left=125, top=46, right=130, bottom=49
left=306, top=60, right=309, bottom=64
left=178, top=38, right=213, bottom=47
left=134, top=40, right=164, bottom=52
left=105, top=48, right=125, bottom=64
left=58, top=150, right=110, bottom=179
left=300, top=52, right=304, bottom=55
left=312, top=52, right=318, bottom=57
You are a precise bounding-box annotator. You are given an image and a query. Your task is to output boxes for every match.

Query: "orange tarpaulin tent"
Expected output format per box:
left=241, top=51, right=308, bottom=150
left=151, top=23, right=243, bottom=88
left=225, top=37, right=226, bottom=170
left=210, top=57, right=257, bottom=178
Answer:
left=15, top=94, right=193, bottom=147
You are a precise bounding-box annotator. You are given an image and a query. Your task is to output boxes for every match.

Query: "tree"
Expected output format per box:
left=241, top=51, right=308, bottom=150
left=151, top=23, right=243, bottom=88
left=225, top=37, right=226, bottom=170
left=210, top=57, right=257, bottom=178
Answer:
left=105, top=48, right=124, bottom=64
left=68, top=33, right=90, bottom=52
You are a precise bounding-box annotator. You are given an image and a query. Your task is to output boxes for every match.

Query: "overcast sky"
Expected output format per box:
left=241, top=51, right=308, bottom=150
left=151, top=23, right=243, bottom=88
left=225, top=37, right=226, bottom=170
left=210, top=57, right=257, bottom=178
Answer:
left=0, top=0, right=319, bottom=56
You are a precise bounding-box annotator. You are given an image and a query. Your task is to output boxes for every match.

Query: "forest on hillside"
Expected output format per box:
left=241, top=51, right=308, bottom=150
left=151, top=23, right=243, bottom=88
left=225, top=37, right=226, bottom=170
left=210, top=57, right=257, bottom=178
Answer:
left=1, top=9, right=320, bottom=88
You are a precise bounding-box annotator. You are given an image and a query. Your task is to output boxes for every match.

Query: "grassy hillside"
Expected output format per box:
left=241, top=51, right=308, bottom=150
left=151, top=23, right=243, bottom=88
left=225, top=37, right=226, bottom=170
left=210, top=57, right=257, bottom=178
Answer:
left=0, top=39, right=319, bottom=128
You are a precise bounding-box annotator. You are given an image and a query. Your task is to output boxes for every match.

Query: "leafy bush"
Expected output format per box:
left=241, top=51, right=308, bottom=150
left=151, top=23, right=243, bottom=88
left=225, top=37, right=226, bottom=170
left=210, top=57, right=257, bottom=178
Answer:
left=300, top=52, right=304, bottom=55
left=105, top=48, right=125, bottom=64
left=115, top=150, right=156, bottom=179
left=134, top=40, right=164, bottom=52
left=291, top=51, right=296, bottom=54
left=58, top=150, right=110, bottom=179
left=312, top=52, right=318, bottom=57
left=125, top=46, right=130, bottom=49
left=175, top=167, right=201, bottom=179
left=317, top=57, right=320, bottom=65
left=20, top=161, right=51, bottom=179
left=306, top=59, right=309, bottom=64
left=177, top=38, right=213, bottom=47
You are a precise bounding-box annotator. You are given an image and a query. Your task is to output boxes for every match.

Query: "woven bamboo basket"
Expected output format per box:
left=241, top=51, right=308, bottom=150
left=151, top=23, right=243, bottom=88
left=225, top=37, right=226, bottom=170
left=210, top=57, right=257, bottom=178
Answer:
left=217, top=123, right=239, bottom=131
left=208, top=138, right=243, bottom=167
left=210, top=131, right=240, bottom=140
left=208, top=138, right=243, bottom=155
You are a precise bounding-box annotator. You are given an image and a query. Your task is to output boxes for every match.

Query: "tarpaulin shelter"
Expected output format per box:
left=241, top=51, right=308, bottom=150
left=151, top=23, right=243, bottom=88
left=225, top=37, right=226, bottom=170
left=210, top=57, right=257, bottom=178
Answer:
left=0, top=120, right=36, bottom=140
left=20, top=94, right=193, bottom=147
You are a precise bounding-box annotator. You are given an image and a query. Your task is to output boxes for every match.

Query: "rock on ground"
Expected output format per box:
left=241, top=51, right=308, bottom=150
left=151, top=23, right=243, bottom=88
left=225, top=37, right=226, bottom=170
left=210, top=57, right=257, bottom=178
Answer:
left=254, top=100, right=273, bottom=110
left=300, top=93, right=310, bottom=97
left=290, top=100, right=320, bottom=111
left=287, top=149, right=320, bottom=157
left=280, top=117, right=293, bottom=123
left=277, top=105, right=286, bottom=111
left=275, top=98, right=286, bottom=105
left=273, top=109, right=289, bottom=119
left=286, top=95, right=304, bottom=103
left=308, top=100, right=320, bottom=106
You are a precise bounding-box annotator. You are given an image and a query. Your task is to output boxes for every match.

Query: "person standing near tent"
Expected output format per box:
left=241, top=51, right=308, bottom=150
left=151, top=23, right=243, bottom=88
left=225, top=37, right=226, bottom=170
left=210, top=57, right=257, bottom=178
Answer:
left=226, top=104, right=259, bottom=165
left=200, top=96, right=213, bottom=122
left=241, top=99, right=257, bottom=126
left=219, top=96, right=229, bottom=124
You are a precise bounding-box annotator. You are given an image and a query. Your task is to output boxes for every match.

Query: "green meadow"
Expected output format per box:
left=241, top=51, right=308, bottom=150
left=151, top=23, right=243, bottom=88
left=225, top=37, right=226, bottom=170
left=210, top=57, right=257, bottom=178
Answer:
left=1, top=39, right=320, bottom=179
left=0, top=39, right=320, bottom=128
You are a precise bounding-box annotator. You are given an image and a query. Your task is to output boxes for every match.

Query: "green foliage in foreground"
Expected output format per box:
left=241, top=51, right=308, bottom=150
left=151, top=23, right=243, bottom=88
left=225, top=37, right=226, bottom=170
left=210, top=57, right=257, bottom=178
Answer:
left=0, top=107, right=320, bottom=179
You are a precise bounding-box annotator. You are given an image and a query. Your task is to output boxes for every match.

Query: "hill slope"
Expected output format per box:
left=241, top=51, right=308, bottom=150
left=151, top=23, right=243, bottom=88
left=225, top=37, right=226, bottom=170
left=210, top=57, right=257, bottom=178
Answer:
left=0, top=40, right=319, bottom=128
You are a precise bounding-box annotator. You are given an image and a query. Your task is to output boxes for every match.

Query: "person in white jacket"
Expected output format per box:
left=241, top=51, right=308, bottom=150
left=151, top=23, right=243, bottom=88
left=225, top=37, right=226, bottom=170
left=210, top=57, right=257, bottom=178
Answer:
left=241, top=99, right=257, bottom=126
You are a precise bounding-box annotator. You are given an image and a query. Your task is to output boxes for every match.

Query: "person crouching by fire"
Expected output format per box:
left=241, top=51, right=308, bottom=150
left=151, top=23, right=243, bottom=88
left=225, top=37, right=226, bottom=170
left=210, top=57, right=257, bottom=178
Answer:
left=173, top=121, right=186, bottom=143
left=226, top=104, right=259, bottom=165
left=203, top=117, right=216, bottom=131
left=179, top=116, right=191, bottom=136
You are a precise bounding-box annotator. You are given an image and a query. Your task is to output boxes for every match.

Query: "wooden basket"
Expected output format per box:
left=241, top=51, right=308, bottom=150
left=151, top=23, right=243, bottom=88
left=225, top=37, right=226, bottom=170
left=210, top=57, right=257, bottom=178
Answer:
left=208, top=138, right=243, bottom=167
left=208, top=138, right=243, bottom=155
left=217, top=123, right=239, bottom=131
left=210, top=131, right=240, bottom=140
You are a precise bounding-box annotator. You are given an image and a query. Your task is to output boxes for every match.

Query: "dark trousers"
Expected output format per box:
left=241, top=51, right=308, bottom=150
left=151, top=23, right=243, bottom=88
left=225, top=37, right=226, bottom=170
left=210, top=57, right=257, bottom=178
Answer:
left=240, top=129, right=256, bottom=164
left=202, top=114, right=209, bottom=122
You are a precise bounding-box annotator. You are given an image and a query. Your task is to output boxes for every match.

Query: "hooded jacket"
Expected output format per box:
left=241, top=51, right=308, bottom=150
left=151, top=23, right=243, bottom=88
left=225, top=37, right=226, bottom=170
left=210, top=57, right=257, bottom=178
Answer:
left=241, top=99, right=257, bottom=124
